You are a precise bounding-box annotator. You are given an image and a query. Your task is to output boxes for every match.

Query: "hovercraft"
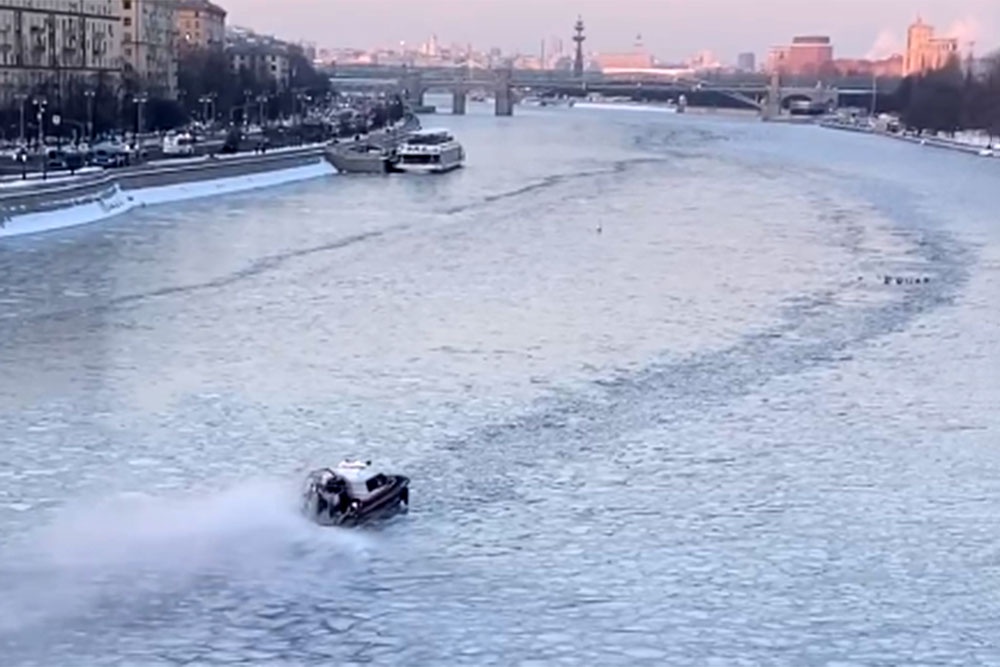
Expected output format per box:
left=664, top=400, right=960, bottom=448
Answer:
left=301, top=459, right=410, bottom=527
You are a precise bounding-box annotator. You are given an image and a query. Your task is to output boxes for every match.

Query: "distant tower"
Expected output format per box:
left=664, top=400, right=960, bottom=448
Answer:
left=573, top=16, right=586, bottom=77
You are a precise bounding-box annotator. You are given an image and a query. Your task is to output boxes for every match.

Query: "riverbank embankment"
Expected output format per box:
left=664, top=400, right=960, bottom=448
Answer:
left=0, top=116, right=420, bottom=239
left=821, top=121, right=998, bottom=158
left=0, top=146, right=331, bottom=238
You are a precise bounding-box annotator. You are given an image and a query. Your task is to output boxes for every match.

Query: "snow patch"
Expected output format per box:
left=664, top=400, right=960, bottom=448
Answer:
left=0, top=159, right=335, bottom=239
left=129, top=160, right=333, bottom=207
left=0, top=186, right=131, bottom=238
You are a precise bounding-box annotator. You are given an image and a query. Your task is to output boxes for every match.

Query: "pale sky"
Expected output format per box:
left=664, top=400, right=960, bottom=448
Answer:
left=223, top=0, right=1000, bottom=62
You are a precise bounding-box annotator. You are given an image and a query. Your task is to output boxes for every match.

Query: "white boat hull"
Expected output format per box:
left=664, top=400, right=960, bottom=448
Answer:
left=395, top=131, right=465, bottom=175
left=396, top=160, right=464, bottom=174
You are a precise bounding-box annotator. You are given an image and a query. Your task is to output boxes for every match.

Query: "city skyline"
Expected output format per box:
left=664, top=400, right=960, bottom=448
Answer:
left=221, top=0, right=1000, bottom=62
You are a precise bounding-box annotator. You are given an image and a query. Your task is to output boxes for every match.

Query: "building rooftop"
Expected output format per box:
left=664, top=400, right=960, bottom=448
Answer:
left=792, top=36, right=832, bottom=45
left=228, top=43, right=290, bottom=57
left=177, top=0, right=227, bottom=18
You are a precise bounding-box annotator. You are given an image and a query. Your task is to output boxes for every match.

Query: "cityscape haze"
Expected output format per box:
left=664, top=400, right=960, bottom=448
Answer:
left=222, top=0, right=1000, bottom=63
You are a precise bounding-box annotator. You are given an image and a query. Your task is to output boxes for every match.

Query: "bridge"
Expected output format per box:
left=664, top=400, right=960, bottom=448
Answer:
left=325, top=64, right=894, bottom=117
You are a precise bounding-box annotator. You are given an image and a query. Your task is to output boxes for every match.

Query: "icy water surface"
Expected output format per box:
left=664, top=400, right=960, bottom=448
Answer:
left=1, top=101, right=1000, bottom=665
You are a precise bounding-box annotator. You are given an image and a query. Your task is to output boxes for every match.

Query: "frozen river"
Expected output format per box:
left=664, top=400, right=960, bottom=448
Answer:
left=2, top=101, right=999, bottom=665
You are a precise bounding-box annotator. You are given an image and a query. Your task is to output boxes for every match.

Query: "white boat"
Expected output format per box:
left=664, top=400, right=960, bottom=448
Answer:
left=301, top=459, right=410, bottom=527
left=395, top=128, right=465, bottom=174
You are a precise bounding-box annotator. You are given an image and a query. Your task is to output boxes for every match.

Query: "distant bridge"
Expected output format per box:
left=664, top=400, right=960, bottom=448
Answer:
left=326, top=64, right=897, bottom=117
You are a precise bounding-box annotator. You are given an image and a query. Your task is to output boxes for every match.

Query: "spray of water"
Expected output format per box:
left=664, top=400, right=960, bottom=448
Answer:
left=0, top=476, right=375, bottom=635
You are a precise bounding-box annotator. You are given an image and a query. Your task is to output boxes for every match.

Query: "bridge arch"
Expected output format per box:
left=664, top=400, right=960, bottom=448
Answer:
left=780, top=90, right=837, bottom=112
left=781, top=93, right=814, bottom=110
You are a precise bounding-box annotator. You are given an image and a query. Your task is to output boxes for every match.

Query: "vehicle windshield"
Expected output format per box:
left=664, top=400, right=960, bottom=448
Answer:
left=406, top=132, right=451, bottom=146
left=366, top=474, right=389, bottom=492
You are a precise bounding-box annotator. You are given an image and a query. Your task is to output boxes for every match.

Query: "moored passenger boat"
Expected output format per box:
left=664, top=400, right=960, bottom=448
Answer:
left=395, top=128, right=465, bottom=174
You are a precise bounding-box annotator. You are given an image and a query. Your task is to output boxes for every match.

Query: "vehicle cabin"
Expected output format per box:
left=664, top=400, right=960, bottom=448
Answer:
left=398, top=129, right=460, bottom=167
left=403, top=129, right=455, bottom=146
left=333, top=460, right=393, bottom=499
left=163, top=132, right=195, bottom=156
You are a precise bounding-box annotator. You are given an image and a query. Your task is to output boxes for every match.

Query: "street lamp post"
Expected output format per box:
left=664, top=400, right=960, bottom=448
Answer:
left=132, top=92, right=148, bottom=145
left=34, top=96, right=47, bottom=180
left=294, top=92, right=302, bottom=124
left=296, top=92, right=311, bottom=125
left=53, top=113, right=62, bottom=152
left=84, top=90, right=96, bottom=143
left=257, top=94, right=268, bottom=127
left=243, top=89, right=252, bottom=127
left=198, top=94, right=211, bottom=124
left=34, top=96, right=47, bottom=149
left=14, top=93, right=27, bottom=146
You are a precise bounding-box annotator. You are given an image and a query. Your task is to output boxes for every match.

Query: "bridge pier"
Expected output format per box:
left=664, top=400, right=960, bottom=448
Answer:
left=762, top=71, right=781, bottom=121
left=494, top=68, right=513, bottom=116
left=402, top=71, right=427, bottom=109
left=452, top=83, right=467, bottom=115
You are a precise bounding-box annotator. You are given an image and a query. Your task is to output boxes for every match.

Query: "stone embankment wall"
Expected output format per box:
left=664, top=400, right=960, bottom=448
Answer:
left=0, top=117, right=421, bottom=235
left=0, top=146, right=326, bottom=225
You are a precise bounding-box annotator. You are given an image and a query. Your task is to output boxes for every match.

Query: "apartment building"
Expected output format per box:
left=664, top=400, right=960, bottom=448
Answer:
left=0, top=0, right=121, bottom=104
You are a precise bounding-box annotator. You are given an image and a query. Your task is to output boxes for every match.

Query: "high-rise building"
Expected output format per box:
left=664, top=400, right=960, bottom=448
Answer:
left=227, top=28, right=291, bottom=90
left=121, top=0, right=178, bottom=98
left=299, top=41, right=317, bottom=64
left=176, top=0, right=227, bottom=52
left=766, top=46, right=790, bottom=74
left=419, top=34, right=439, bottom=57
left=766, top=36, right=833, bottom=76
left=833, top=55, right=904, bottom=78
left=549, top=37, right=564, bottom=59
left=687, top=50, right=720, bottom=71
left=595, top=51, right=654, bottom=70
left=0, top=0, right=122, bottom=105
left=788, top=36, right=833, bottom=76
left=904, top=17, right=958, bottom=76
left=737, top=52, right=756, bottom=72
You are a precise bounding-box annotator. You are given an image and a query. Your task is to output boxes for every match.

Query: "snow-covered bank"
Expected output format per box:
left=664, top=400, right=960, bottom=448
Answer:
left=1, top=159, right=334, bottom=239
left=822, top=122, right=1000, bottom=159
left=894, top=133, right=998, bottom=157
left=0, top=187, right=131, bottom=238
left=131, top=160, right=333, bottom=207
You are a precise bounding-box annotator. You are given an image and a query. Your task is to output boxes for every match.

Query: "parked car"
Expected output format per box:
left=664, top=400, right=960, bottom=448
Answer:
left=89, top=143, right=130, bottom=168
left=162, top=132, right=195, bottom=157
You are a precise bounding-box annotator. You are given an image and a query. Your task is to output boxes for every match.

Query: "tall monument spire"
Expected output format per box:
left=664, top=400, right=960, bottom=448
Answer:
left=573, top=16, right=586, bottom=77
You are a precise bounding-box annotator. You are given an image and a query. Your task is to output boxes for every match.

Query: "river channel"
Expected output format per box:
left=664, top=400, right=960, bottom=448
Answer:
left=1, top=98, right=999, bottom=665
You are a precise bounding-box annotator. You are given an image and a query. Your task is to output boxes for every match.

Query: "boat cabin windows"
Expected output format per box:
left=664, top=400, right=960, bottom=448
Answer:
left=366, top=473, right=390, bottom=492
left=405, top=131, right=453, bottom=146
left=400, top=153, right=441, bottom=165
